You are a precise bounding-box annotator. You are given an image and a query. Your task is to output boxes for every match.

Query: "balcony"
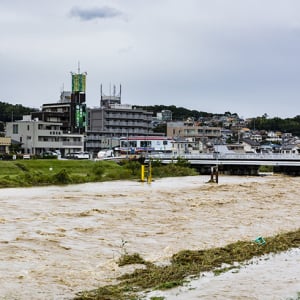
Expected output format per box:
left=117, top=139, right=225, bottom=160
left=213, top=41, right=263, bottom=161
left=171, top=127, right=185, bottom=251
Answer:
left=106, top=121, right=151, bottom=127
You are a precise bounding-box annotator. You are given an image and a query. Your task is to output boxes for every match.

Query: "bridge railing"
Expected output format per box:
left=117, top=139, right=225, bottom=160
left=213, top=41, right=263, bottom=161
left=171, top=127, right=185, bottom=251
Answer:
left=147, top=152, right=300, bottom=161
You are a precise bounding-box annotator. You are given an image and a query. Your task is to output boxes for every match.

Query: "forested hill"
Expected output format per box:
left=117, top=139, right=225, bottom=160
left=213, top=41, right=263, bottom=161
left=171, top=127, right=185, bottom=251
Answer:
left=135, top=105, right=214, bottom=121
left=0, top=101, right=38, bottom=123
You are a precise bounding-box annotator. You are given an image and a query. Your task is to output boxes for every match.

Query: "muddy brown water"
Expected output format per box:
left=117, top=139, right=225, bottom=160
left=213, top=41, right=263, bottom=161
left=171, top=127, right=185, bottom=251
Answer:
left=0, top=175, right=300, bottom=299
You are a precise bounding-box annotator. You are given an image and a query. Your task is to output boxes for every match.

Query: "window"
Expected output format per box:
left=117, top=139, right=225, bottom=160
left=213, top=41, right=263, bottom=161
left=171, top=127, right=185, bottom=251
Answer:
left=141, top=141, right=151, bottom=147
left=13, top=124, right=18, bottom=134
left=129, top=141, right=137, bottom=147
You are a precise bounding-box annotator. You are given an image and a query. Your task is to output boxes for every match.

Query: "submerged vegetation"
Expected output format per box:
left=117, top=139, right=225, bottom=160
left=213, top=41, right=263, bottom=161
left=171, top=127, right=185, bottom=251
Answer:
left=0, top=158, right=197, bottom=188
left=74, top=229, right=300, bottom=300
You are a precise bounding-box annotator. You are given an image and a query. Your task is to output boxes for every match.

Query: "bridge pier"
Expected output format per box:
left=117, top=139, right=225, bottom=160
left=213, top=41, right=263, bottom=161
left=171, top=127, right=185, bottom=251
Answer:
left=209, top=166, right=219, bottom=183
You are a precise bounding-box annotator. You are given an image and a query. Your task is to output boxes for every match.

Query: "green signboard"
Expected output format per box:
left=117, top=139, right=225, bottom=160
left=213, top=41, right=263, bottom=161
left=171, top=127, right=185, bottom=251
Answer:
left=75, top=104, right=86, bottom=128
left=72, top=74, right=86, bottom=92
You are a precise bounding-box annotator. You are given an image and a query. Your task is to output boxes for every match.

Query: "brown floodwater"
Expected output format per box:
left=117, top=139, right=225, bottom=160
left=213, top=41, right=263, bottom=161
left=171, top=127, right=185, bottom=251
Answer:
left=0, top=175, right=299, bottom=299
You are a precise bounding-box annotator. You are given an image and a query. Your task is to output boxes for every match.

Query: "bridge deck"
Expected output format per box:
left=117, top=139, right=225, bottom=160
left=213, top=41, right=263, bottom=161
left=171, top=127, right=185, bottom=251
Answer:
left=146, top=153, right=300, bottom=167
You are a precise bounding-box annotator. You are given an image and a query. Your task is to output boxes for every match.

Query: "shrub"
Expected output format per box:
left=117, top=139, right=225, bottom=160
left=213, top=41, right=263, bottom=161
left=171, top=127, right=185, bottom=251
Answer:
left=14, top=162, right=29, bottom=172
left=52, top=169, right=72, bottom=184
left=175, top=157, right=190, bottom=168
left=92, top=163, right=106, bottom=177
left=259, top=165, right=274, bottom=172
left=153, top=163, right=197, bottom=178
left=118, top=253, right=146, bottom=267
left=122, top=159, right=141, bottom=175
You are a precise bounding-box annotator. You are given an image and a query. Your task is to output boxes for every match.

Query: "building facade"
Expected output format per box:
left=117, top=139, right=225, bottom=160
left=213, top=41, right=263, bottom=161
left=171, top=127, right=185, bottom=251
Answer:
left=85, top=85, right=154, bottom=154
left=167, top=122, right=222, bottom=140
left=6, top=116, right=84, bottom=156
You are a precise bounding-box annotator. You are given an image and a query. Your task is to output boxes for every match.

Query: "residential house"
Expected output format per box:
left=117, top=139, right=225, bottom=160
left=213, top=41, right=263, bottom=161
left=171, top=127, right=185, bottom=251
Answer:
left=280, top=144, right=300, bottom=155
left=242, top=138, right=260, bottom=153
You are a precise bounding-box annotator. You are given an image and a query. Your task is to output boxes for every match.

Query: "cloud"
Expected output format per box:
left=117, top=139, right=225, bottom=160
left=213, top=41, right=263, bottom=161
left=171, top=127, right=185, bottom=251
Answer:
left=69, top=6, right=122, bottom=21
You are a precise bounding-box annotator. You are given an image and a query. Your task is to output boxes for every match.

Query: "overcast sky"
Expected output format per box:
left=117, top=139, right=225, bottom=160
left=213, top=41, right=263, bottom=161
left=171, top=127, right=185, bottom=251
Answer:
left=1, top=0, right=300, bottom=118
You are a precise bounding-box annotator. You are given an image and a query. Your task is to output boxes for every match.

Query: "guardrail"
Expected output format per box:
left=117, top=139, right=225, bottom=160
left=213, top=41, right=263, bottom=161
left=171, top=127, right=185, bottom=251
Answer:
left=146, top=153, right=300, bottom=167
left=148, top=153, right=300, bottom=160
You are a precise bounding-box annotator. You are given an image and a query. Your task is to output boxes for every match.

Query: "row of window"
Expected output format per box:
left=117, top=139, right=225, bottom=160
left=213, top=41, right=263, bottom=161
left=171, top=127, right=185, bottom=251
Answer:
left=172, top=129, right=221, bottom=135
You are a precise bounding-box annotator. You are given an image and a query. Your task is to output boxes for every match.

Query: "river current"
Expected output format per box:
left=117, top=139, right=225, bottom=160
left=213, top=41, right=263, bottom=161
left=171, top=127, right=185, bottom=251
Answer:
left=0, top=175, right=299, bottom=299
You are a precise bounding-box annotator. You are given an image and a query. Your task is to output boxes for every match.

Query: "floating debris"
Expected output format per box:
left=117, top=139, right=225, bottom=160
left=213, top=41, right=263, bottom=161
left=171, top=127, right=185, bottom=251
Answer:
left=254, top=236, right=266, bottom=245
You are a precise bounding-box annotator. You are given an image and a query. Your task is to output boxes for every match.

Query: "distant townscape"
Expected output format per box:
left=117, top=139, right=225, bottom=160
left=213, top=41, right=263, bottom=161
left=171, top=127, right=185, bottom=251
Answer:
left=1, top=71, right=300, bottom=159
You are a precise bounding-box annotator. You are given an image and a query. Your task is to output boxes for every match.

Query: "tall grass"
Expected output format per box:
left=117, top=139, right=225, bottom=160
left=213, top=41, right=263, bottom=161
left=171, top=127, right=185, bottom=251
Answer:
left=0, top=158, right=197, bottom=188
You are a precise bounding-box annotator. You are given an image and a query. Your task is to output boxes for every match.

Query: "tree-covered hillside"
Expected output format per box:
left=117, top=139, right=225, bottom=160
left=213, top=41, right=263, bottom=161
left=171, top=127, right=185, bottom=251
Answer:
left=135, top=105, right=214, bottom=121
left=0, top=101, right=38, bottom=132
left=248, top=115, right=300, bottom=137
left=0, top=101, right=38, bottom=122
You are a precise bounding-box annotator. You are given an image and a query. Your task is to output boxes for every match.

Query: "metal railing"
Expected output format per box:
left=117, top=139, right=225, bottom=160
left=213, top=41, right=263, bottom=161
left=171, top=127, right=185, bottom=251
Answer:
left=148, top=152, right=300, bottom=160
left=146, top=152, right=300, bottom=166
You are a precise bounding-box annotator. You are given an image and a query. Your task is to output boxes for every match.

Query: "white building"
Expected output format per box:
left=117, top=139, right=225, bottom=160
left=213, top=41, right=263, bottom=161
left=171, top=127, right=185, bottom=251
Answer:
left=6, top=115, right=84, bottom=156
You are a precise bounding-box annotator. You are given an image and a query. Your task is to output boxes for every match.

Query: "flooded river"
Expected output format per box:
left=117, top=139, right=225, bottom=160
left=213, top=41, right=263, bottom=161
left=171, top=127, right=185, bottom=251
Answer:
left=0, top=175, right=300, bottom=299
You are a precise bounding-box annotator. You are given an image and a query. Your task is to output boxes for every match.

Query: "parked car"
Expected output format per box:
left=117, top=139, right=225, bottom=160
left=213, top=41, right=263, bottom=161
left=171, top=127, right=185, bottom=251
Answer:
left=97, top=149, right=114, bottom=159
left=65, top=152, right=90, bottom=159
left=41, top=151, right=58, bottom=159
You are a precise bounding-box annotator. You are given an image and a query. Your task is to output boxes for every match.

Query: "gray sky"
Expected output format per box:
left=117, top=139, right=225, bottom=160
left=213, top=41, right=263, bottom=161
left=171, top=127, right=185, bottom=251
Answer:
left=1, top=0, right=300, bottom=118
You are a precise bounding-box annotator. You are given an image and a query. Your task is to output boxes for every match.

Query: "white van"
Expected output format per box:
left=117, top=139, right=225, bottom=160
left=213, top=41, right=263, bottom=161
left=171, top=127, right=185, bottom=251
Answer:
left=97, top=149, right=114, bottom=159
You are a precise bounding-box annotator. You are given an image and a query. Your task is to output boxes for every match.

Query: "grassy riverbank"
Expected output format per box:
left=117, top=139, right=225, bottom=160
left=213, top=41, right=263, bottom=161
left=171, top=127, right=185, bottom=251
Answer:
left=74, top=229, right=300, bottom=300
left=0, top=158, right=197, bottom=188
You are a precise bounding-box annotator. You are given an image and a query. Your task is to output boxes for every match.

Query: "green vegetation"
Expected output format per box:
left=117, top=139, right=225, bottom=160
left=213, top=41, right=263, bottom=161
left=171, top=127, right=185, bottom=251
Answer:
left=258, top=165, right=274, bottom=172
left=0, top=101, right=38, bottom=132
left=151, top=158, right=197, bottom=178
left=249, top=115, right=300, bottom=137
left=0, top=158, right=197, bottom=188
left=74, top=229, right=300, bottom=300
left=136, top=104, right=213, bottom=121
left=118, top=253, right=147, bottom=267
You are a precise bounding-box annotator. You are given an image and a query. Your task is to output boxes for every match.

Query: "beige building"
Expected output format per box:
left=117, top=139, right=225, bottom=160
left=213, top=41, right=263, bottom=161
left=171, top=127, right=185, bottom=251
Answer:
left=0, top=137, right=11, bottom=154
left=167, top=122, right=221, bottom=140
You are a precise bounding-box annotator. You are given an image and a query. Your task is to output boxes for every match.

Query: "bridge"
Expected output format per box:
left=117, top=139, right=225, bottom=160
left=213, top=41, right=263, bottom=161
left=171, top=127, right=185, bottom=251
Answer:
left=145, top=153, right=300, bottom=175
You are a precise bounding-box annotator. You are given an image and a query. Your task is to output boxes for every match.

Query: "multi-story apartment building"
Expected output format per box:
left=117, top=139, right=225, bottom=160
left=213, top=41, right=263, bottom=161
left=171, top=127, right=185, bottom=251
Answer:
left=166, top=122, right=222, bottom=153
left=167, top=122, right=222, bottom=140
left=85, top=85, right=154, bottom=154
left=6, top=115, right=84, bottom=156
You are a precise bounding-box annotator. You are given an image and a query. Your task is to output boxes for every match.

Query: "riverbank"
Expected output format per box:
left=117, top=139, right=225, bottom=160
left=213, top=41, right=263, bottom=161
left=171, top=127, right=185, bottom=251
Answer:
left=0, top=159, right=197, bottom=188
left=0, top=175, right=299, bottom=299
left=145, top=247, right=300, bottom=300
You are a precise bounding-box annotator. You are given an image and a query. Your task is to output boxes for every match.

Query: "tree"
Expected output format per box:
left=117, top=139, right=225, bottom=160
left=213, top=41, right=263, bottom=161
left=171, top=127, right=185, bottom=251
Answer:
left=0, top=101, right=38, bottom=123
